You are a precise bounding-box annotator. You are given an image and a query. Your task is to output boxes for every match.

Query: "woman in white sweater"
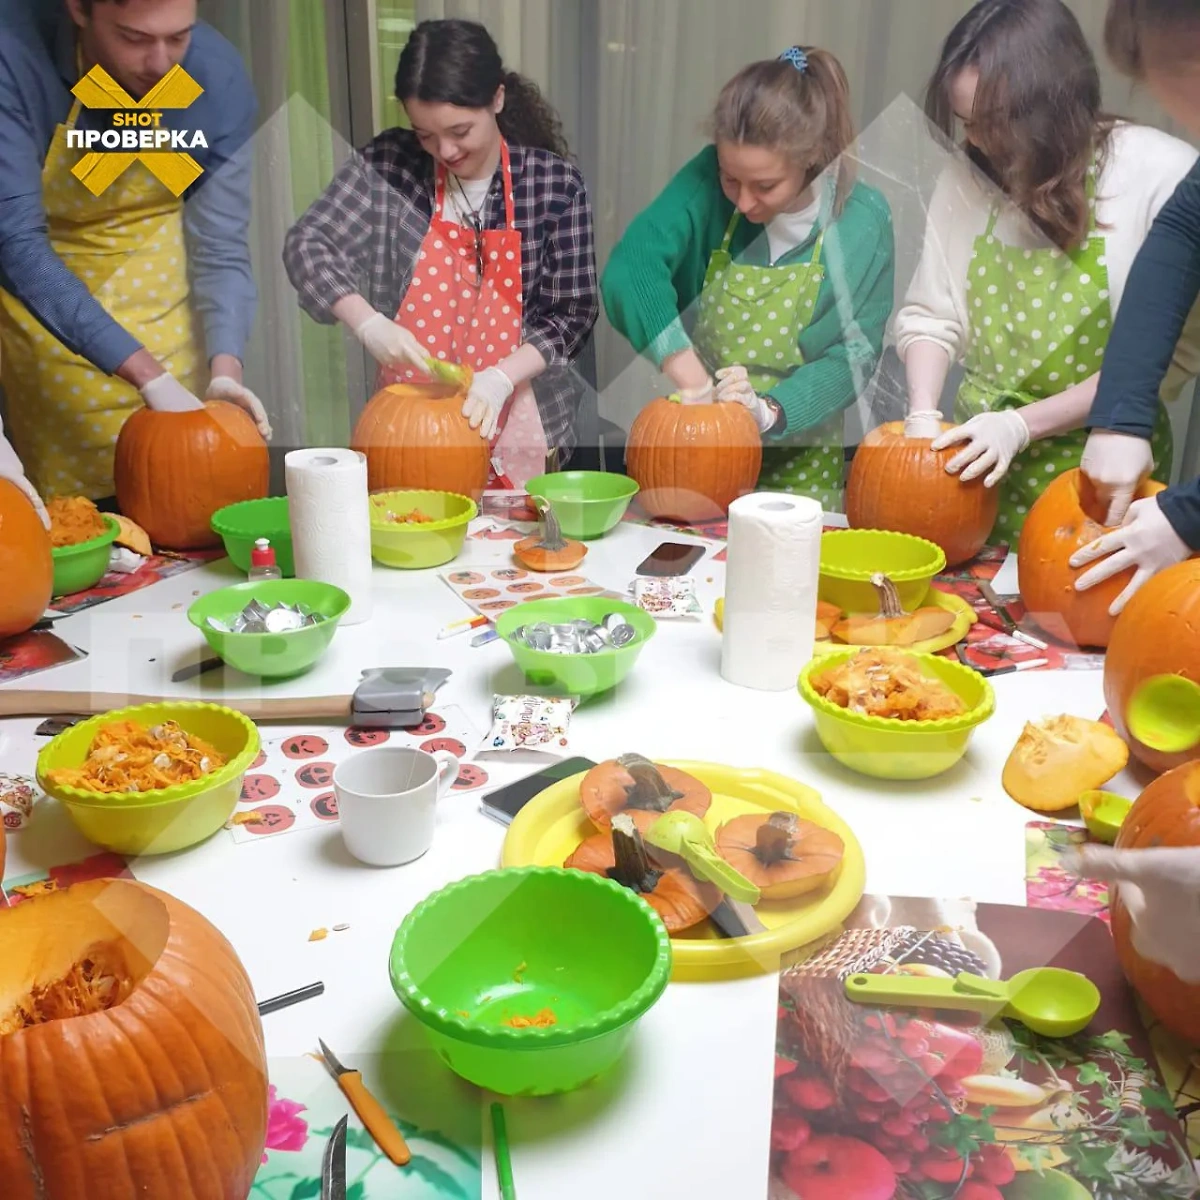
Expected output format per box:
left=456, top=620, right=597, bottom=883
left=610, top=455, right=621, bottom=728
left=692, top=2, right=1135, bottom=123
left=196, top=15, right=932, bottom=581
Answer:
left=895, top=0, right=1200, bottom=544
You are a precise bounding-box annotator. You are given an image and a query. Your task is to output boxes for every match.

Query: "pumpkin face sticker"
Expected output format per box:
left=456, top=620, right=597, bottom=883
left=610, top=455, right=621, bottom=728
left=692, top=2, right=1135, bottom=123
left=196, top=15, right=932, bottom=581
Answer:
left=240, top=805, right=296, bottom=836
left=491, top=568, right=527, bottom=582
left=240, top=774, right=280, bottom=803
left=249, top=750, right=267, bottom=771
left=421, top=737, right=467, bottom=758
left=479, top=600, right=517, bottom=613
left=463, top=588, right=501, bottom=601
left=294, top=762, right=335, bottom=790
left=413, top=712, right=446, bottom=736
left=310, top=792, right=339, bottom=822
left=281, top=735, right=329, bottom=760
left=449, top=571, right=485, bottom=586
left=550, top=576, right=586, bottom=588
left=452, top=763, right=489, bottom=792
left=345, top=727, right=390, bottom=748
left=507, top=582, right=544, bottom=594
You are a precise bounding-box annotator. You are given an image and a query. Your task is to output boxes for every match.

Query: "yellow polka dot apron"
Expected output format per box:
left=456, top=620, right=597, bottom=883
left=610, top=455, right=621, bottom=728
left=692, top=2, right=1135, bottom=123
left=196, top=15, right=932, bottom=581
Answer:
left=0, top=95, right=204, bottom=500
left=957, top=186, right=1172, bottom=546
left=692, top=207, right=845, bottom=512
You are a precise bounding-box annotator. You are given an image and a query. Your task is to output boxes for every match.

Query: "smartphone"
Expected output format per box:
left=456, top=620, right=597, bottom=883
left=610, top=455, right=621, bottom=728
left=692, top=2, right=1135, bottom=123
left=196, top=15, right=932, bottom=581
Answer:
left=480, top=757, right=598, bottom=826
left=635, top=541, right=706, bottom=578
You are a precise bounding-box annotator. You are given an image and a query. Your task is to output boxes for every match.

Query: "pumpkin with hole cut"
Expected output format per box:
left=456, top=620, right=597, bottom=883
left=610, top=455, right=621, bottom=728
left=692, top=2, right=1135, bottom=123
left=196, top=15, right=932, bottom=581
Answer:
left=846, top=422, right=999, bottom=566
left=1001, top=715, right=1129, bottom=813
left=626, top=396, right=761, bottom=524
left=0, top=479, right=53, bottom=640
left=0, top=878, right=268, bottom=1200
left=115, top=401, right=269, bottom=550
left=351, top=382, right=488, bottom=501
left=580, top=755, right=712, bottom=832
left=715, top=812, right=845, bottom=900
left=1017, top=469, right=1166, bottom=649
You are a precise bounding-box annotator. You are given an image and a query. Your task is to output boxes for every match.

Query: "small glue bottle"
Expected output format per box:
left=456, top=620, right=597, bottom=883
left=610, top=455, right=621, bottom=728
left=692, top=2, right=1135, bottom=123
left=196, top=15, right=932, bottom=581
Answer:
left=248, top=538, right=282, bottom=583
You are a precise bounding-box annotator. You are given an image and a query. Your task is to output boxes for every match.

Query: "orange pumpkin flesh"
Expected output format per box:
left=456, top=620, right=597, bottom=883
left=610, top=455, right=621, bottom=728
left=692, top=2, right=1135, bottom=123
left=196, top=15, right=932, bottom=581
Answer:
left=1001, top=715, right=1129, bottom=813
left=1111, top=761, right=1200, bottom=1042
left=114, top=401, right=269, bottom=550
left=715, top=812, right=845, bottom=900
left=513, top=500, right=587, bottom=572
left=1018, top=469, right=1166, bottom=650
left=0, top=878, right=268, bottom=1200
left=847, top=421, right=999, bottom=566
left=830, top=573, right=956, bottom=647
left=0, top=479, right=53, bottom=639
left=626, top=396, right=762, bottom=524
left=352, top=382, right=489, bottom=501
left=815, top=601, right=841, bottom=641
left=580, top=755, right=712, bottom=832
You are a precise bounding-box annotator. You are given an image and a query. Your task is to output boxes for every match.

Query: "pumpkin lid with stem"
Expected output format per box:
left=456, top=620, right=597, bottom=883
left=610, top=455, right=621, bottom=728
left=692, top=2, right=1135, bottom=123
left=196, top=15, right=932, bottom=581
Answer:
left=580, top=754, right=712, bottom=832
left=832, top=574, right=958, bottom=647
left=715, top=812, right=846, bottom=900
left=514, top=499, right=587, bottom=571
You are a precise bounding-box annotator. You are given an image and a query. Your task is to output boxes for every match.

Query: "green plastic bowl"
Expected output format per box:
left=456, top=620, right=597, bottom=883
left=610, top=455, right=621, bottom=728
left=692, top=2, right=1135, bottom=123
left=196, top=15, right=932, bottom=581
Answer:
left=389, top=866, right=672, bottom=1096
left=820, top=529, right=947, bottom=613
left=51, top=515, right=119, bottom=597
left=524, top=471, right=640, bottom=540
left=211, top=497, right=295, bottom=577
left=36, top=701, right=260, bottom=855
left=369, top=489, right=477, bottom=569
left=493, top=597, right=656, bottom=698
left=187, top=579, right=350, bottom=678
left=798, top=648, right=995, bottom=780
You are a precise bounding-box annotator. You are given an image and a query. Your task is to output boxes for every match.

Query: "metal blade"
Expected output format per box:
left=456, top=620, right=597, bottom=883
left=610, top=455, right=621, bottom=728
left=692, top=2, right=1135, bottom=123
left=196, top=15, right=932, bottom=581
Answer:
left=35, top=717, right=84, bottom=737
left=171, top=657, right=223, bottom=683
left=321, top=1116, right=347, bottom=1200
left=317, top=1038, right=347, bottom=1079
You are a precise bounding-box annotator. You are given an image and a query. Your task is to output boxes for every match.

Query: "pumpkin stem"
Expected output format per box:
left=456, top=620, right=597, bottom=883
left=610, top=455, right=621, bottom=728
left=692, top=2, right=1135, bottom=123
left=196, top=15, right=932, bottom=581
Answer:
left=754, top=812, right=799, bottom=866
left=531, top=498, right=568, bottom=552
left=608, top=813, right=663, bottom=894
left=617, top=753, right=685, bottom=811
left=871, top=573, right=904, bottom=619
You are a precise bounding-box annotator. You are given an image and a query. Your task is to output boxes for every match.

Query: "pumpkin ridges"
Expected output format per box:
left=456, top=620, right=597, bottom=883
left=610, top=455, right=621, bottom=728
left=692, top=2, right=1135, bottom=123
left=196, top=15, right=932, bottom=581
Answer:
left=0, top=479, right=53, bottom=640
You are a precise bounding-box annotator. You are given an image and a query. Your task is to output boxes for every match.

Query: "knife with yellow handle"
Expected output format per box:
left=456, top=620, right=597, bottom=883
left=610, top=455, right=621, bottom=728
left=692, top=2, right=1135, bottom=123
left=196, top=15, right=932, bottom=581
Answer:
left=319, top=1039, right=411, bottom=1166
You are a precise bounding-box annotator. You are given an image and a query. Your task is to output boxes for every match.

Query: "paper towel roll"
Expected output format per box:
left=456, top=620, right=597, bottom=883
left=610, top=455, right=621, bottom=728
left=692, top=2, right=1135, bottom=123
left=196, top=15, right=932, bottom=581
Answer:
left=720, top=493, right=822, bottom=691
left=285, top=449, right=374, bottom=625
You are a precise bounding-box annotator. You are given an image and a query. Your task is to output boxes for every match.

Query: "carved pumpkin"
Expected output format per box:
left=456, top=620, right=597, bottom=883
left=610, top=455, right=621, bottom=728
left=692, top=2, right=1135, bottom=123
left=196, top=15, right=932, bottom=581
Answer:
left=0, top=878, right=268, bottom=1199
left=715, top=812, right=844, bottom=900
left=580, top=755, right=712, bottom=832
left=114, top=401, right=269, bottom=551
left=513, top=500, right=587, bottom=572
left=626, top=396, right=761, bottom=523
left=1001, top=715, right=1129, bottom=812
left=846, top=422, right=999, bottom=566
left=1104, top=559, right=1200, bottom=774
left=1017, top=469, right=1165, bottom=650
left=1111, top=760, right=1200, bottom=1042
left=352, top=383, right=489, bottom=501
left=0, top=479, right=53, bottom=640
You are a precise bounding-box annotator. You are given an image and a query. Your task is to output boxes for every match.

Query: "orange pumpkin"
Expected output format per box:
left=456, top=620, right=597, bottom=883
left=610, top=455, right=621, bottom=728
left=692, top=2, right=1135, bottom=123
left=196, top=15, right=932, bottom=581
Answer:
left=846, top=422, right=999, bottom=566
left=626, top=396, right=761, bottom=524
left=1105, top=559, right=1200, bottom=774
left=1018, top=469, right=1166, bottom=650
left=0, top=878, right=268, bottom=1200
left=580, top=755, right=712, bottom=832
left=1110, top=760, right=1200, bottom=1043
left=513, top=500, right=587, bottom=572
left=0, top=479, right=53, bottom=640
left=830, top=573, right=957, bottom=647
left=352, top=383, right=489, bottom=501
left=715, top=812, right=845, bottom=900
left=115, top=401, right=269, bottom=550
left=1001, top=715, right=1129, bottom=813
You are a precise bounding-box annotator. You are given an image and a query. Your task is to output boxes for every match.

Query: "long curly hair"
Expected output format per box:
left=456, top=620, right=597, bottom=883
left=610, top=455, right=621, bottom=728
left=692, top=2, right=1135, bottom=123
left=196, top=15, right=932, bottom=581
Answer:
left=1106, top=0, right=1200, bottom=78
left=395, top=19, right=569, bottom=160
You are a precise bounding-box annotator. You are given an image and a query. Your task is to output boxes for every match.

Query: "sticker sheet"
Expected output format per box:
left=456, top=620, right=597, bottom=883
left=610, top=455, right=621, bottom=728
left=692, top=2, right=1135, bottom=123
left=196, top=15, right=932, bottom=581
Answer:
left=440, top=568, right=622, bottom=619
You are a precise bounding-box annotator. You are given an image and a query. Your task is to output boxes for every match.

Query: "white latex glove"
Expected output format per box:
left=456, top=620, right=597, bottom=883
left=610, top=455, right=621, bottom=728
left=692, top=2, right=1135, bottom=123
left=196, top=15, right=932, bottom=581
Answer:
left=207, top=375, right=272, bottom=440
left=353, top=312, right=428, bottom=373
left=932, top=409, right=1031, bottom=487
left=904, top=410, right=943, bottom=439
left=139, top=372, right=205, bottom=414
left=0, top=428, right=48, bottom=528
left=715, top=366, right=774, bottom=433
left=1071, top=845, right=1200, bottom=984
left=1070, top=496, right=1191, bottom=614
left=462, top=366, right=514, bottom=441
left=1080, top=429, right=1156, bottom=526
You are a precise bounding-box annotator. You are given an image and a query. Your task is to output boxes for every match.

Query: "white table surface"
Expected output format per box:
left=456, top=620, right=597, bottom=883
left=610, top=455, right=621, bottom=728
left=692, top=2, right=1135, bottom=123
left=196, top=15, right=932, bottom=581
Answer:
left=0, top=520, right=1131, bottom=1200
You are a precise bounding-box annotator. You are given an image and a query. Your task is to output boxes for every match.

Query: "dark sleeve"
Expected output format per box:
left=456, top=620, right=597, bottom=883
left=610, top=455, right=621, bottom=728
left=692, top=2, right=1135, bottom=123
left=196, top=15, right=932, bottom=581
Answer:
left=1091, top=160, right=1200, bottom=438
left=1159, top=483, right=1200, bottom=550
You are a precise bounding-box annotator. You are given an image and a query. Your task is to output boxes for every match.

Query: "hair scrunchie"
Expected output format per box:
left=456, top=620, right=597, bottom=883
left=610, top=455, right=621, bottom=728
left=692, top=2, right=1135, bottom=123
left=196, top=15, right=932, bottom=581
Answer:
left=779, top=46, right=809, bottom=73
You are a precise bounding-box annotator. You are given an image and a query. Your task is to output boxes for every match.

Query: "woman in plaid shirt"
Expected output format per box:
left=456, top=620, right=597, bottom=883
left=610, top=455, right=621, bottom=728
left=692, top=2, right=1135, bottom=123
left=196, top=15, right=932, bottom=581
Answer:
left=283, top=19, right=598, bottom=485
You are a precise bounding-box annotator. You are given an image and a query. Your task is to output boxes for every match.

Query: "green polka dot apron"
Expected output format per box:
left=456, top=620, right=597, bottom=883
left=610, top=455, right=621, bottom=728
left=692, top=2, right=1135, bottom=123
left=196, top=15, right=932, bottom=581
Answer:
left=958, top=185, right=1173, bottom=546
left=692, top=208, right=845, bottom=512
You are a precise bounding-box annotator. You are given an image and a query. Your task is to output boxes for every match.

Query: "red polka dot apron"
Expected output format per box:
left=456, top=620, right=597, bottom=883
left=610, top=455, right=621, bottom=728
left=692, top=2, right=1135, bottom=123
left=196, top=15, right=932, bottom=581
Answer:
left=379, top=141, right=547, bottom=490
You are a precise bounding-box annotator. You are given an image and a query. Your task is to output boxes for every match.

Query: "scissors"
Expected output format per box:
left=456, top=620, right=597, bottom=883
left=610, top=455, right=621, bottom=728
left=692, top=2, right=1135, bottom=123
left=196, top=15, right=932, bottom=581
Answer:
left=321, top=1115, right=347, bottom=1200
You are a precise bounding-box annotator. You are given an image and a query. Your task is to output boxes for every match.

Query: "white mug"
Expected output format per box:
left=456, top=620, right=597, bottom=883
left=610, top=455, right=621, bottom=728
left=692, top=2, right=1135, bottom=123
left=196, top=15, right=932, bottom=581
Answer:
left=334, top=746, right=461, bottom=867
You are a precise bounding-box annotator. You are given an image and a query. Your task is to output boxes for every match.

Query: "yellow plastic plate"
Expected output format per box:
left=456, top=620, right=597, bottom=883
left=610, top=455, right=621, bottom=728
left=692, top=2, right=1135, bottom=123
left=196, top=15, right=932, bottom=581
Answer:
left=500, top=762, right=866, bottom=982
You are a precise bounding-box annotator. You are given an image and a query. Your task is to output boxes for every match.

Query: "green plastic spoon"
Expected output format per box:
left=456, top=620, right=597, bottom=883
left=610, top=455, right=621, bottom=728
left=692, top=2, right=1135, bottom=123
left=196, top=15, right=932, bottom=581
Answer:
left=645, top=811, right=762, bottom=904
left=425, top=357, right=469, bottom=387
left=1078, top=790, right=1133, bottom=845
left=1127, top=674, right=1200, bottom=755
left=844, top=967, right=1101, bottom=1038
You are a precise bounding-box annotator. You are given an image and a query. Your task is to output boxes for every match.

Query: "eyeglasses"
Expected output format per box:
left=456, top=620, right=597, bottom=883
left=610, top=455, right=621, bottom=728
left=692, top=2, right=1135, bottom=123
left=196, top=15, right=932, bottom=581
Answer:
left=466, top=213, right=485, bottom=289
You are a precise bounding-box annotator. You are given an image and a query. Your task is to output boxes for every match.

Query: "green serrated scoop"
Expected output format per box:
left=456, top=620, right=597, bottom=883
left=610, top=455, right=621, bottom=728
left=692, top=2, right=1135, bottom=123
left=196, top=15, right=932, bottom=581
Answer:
left=425, top=357, right=469, bottom=387
left=645, top=811, right=761, bottom=904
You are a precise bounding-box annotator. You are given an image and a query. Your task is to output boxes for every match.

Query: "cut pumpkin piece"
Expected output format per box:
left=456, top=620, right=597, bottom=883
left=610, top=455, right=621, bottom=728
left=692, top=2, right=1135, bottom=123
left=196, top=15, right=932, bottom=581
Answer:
left=815, top=600, right=842, bottom=641
left=1001, top=715, right=1130, bottom=813
left=564, top=813, right=720, bottom=933
left=580, top=753, right=712, bottom=832
left=513, top=498, right=587, bottom=572
left=715, top=812, right=845, bottom=900
left=832, top=573, right=957, bottom=647
left=113, top=514, right=153, bottom=557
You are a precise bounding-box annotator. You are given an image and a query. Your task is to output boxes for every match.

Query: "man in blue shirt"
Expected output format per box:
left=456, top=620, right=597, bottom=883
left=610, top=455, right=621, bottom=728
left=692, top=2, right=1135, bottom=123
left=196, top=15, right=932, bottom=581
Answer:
left=0, top=0, right=268, bottom=507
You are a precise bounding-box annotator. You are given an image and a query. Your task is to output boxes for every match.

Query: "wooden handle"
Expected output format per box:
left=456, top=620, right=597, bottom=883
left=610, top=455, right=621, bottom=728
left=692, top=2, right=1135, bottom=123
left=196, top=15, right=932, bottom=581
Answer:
left=338, top=1072, right=411, bottom=1165
left=0, top=689, right=354, bottom=722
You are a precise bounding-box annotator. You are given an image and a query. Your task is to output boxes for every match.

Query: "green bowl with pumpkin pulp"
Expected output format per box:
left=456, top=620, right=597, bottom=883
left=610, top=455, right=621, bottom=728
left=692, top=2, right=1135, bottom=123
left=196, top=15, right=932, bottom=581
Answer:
left=369, top=489, right=477, bottom=569
left=524, top=471, right=640, bottom=540
left=210, top=497, right=295, bottom=577
left=187, top=579, right=350, bottom=678
left=51, top=515, right=119, bottom=597
left=389, top=866, right=672, bottom=1096
left=819, top=528, right=946, bottom=613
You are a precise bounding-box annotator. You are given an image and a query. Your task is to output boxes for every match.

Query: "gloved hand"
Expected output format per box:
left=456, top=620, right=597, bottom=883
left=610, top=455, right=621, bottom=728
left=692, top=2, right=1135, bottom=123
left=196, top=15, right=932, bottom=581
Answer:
left=1071, top=845, right=1200, bottom=984
left=678, top=381, right=715, bottom=405
left=904, top=410, right=943, bottom=440
left=353, top=312, right=428, bottom=373
left=932, top=409, right=1031, bottom=487
left=715, top=366, right=775, bottom=433
left=462, top=366, right=514, bottom=440
left=1080, top=429, right=1156, bottom=526
left=1070, top=495, right=1190, bottom=614
left=0, top=427, right=48, bottom=528
left=207, top=375, right=272, bottom=440
left=139, top=373, right=205, bottom=414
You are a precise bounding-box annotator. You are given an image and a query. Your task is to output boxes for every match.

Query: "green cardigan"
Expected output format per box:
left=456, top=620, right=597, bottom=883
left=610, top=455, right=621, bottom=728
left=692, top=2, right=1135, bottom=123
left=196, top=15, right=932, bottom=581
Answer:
left=602, top=145, right=895, bottom=435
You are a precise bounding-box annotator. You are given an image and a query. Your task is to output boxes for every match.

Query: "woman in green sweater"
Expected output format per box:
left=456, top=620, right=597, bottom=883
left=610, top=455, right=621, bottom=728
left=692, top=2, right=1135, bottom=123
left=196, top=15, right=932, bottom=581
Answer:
left=602, top=47, right=895, bottom=510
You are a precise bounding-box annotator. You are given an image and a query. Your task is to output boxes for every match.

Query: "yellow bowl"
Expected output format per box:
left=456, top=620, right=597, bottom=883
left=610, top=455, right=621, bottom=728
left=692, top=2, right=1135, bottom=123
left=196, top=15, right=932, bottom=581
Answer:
left=798, top=649, right=994, bottom=780
left=368, top=489, right=477, bottom=569
left=37, top=703, right=260, bottom=855
left=820, top=529, right=946, bottom=613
